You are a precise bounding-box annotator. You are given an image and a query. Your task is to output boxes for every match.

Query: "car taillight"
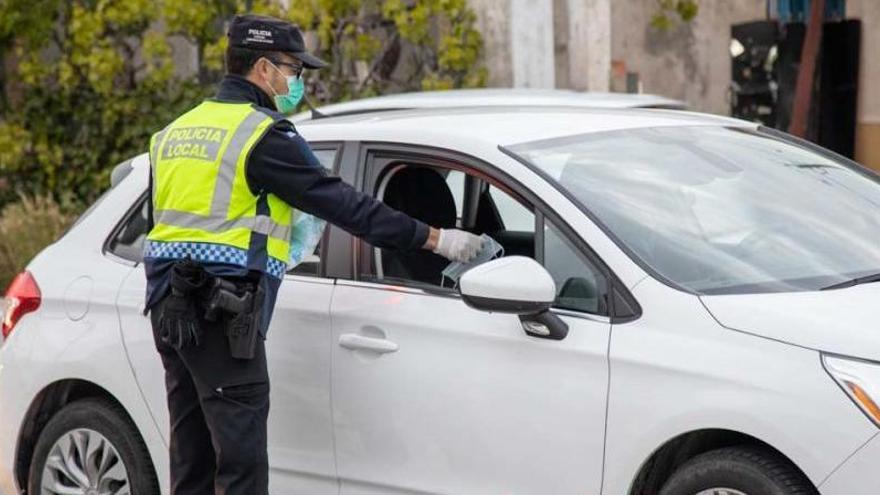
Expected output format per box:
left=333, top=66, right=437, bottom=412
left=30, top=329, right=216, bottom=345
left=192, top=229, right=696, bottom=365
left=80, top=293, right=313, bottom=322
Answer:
left=2, top=271, right=41, bottom=339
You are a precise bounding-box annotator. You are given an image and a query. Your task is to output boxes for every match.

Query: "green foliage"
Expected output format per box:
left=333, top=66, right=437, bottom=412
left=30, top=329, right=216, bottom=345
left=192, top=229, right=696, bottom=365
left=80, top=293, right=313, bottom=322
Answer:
left=287, top=0, right=487, bottom=101
left=650, top=0, right=699, bottom=31
left=0, top=194, right=79, bottom=290
left=0, top=0, right=487, bottom=208
left=0, top=0, right=241, bottom=206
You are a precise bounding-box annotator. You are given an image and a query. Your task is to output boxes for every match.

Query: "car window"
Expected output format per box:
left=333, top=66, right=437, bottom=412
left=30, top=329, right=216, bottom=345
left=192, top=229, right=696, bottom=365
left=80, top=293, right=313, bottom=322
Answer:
left=369, top=162, right=608, bottom=314
left=445, top=170, right=465, bottom=227
left=370, top=163, right=536, bottom=287
left=311, top=148, right=339, bottom=171
left=107, top=195, right=149, bottom=263
left=543, top=219, right=607, bottom=314
left=365, top=158, right=609, bottom=315
left=489, top=185, right=533, bottom=232
left=508, top=126, right=880, bottom=294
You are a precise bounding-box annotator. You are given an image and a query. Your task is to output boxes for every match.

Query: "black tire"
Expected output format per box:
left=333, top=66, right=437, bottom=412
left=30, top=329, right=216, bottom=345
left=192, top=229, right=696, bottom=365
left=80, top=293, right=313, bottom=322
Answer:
left=659, top=446, right=817, bottom=495
left=28, top=397, right=159, bottom=495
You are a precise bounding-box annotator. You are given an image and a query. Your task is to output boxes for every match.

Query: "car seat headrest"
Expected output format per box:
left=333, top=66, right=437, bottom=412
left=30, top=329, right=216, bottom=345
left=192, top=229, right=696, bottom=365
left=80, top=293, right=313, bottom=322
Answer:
left=382, top=167, right=457, bottom=229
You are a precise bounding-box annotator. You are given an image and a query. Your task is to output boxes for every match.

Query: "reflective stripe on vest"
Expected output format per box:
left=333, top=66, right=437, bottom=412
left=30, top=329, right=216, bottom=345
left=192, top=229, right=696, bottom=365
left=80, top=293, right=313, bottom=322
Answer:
left=153, top=209, right=289, bottom=241
left=153, top=110, right=291, bottom=242
left=146, top=101, right=295, bottom=276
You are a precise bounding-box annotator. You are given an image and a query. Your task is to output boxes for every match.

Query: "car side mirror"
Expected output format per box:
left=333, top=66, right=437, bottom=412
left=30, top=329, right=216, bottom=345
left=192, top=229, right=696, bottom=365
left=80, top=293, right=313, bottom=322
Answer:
left=458, top=256, right=569, bottom=340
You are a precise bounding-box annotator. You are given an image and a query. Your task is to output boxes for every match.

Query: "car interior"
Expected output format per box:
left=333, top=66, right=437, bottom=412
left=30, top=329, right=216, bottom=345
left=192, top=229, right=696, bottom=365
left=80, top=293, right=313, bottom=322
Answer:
left=375, top=163, right=536, bottom=286
left=372, top=162, right=608, bottom=314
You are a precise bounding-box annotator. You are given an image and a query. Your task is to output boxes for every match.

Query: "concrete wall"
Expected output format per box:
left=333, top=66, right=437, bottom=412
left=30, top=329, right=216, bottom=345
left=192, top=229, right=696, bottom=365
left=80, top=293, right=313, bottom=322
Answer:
left=609, top=0, right=765, bottom=114
left=472, top=0, right=611, bottom=91
left=511, top=0, right=556, bottom=88
left=469, top=0, right=880, bottom=169
left=847, top=0, right=880, bottom=170
left=471, top=0, right=764, bottom=111
left=468, top=0, right=514, bottom=87
left=557, top=0, right=611, bottom=91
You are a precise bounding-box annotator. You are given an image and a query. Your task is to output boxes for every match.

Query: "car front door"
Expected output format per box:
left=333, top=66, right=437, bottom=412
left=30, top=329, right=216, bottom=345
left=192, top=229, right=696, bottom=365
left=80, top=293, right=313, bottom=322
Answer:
left=330, top=145, right=613, bottom=494
left=113, top=143, right=344, bottom=493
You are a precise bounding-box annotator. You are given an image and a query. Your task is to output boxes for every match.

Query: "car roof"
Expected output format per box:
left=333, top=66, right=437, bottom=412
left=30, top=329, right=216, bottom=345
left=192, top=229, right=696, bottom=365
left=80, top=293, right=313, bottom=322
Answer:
left=290, top=88, right=687, bottom=123
left=295, top=106, right=756, bottom=149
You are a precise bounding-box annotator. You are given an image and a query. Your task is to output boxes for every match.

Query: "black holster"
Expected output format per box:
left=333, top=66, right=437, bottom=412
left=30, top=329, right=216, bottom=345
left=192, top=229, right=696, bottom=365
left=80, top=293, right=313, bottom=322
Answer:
left=202, top=277, right=263, bottom=360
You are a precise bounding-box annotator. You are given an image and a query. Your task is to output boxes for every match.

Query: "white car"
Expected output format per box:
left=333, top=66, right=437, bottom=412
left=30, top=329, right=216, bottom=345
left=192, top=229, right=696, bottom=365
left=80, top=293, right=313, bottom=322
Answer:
left=289, top=88, right=687, bottom=123
left=2, top=106, right=880, bottom=495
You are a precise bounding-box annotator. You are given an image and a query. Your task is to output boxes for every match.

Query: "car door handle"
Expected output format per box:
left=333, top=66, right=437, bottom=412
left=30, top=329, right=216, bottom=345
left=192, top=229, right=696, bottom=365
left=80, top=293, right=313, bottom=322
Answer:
left=338, top=333, right=399, bottom=354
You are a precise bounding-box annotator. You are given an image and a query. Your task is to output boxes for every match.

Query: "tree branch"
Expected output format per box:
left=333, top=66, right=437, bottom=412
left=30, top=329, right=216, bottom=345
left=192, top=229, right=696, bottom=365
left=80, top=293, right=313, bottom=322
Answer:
left=356, top=32, right=399, bottom=93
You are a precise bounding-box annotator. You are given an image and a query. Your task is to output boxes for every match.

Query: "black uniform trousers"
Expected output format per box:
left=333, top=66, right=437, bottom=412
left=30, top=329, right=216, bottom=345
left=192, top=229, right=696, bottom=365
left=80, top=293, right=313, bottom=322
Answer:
left=151, top=295, right=271, bottom=495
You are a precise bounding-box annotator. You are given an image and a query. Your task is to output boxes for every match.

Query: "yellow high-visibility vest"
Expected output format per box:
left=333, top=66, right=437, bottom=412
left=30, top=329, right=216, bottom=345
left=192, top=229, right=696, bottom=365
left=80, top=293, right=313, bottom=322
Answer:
left=145, top=100, right=294, bottom=278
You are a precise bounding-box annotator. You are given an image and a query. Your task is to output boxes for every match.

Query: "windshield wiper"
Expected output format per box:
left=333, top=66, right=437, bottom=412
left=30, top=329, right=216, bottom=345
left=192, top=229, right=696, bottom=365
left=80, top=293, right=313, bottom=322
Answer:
left=820, top=272, right=880, bottom=290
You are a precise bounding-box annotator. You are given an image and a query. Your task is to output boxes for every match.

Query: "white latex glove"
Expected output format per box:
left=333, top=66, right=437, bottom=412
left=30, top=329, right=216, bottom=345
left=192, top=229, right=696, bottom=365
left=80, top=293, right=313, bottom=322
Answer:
left=432, top=229, right=484, bottom=262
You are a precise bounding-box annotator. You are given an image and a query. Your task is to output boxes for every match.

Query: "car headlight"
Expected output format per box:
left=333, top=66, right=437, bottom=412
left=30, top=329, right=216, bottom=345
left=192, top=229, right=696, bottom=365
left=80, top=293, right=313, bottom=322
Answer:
left=822, top=354, right=880, bottom=428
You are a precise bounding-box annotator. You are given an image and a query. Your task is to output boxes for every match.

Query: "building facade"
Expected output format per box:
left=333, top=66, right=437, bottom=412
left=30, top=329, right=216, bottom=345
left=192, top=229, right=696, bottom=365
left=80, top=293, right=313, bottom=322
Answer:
left=469, top=0, right=880, bottom=171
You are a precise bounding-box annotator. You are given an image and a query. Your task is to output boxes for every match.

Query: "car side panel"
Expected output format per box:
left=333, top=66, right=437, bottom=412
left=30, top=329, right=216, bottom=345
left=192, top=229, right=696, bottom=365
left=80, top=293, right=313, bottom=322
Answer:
left=601, top=277, right=878, bottom=494
left=0, top=155, right=169, bottom=494
left=0, top=254, right=168, bottom=494
left=819, top=432, right=880, bottom=493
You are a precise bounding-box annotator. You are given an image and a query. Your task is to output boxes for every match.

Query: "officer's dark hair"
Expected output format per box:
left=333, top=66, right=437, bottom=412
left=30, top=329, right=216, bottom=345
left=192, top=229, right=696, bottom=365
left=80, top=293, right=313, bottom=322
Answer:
left=225, top=46, right=283, bottom=76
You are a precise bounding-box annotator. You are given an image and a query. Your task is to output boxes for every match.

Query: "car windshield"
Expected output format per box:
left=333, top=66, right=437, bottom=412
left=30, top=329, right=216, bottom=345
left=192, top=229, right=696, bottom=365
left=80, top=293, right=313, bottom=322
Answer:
left=507, top=126, right=880, bottom=294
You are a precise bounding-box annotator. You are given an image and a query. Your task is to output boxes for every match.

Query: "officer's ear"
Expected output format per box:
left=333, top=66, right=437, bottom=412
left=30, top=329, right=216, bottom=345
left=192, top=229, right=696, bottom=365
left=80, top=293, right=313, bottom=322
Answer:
left=243, top=56, right=272, bottom=96
left=252, top=56, right=280, bottom=88
left=252, top=56, right=271, bottom=78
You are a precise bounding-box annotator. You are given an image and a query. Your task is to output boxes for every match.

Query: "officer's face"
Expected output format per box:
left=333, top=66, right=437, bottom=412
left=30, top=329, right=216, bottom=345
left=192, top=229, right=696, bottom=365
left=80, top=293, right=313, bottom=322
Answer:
left=260, top=54, right=303, bottom=96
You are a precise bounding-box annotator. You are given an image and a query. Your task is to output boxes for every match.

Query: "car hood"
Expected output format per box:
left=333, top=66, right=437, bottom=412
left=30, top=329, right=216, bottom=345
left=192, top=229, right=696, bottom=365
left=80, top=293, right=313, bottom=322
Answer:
left=700, top=282, right=880, bottom=361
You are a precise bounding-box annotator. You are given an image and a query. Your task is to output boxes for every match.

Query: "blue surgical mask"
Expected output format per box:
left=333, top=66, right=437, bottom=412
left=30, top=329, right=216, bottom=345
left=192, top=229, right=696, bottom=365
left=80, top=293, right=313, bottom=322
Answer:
left=441, top=234, right=505, bottom=288
left=289, top=211, right=327, bottom=267
left=267, top=61, right=305, bottom=115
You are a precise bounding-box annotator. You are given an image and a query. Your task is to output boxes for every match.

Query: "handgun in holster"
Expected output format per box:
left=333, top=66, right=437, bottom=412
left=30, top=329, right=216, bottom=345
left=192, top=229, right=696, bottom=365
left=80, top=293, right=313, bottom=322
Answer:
left=203, top=278, right=253, bottom=322
left=203, top=278, right=262, bottom=360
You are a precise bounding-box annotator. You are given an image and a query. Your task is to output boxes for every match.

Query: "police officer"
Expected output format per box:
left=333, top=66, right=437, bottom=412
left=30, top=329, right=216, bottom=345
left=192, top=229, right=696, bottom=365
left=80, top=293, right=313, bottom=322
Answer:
left=144, top=13, right=483, bottom=495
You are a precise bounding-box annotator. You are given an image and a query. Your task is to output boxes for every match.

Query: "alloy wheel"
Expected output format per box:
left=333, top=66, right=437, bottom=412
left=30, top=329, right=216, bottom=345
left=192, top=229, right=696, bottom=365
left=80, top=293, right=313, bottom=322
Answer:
left=40, top=428, right=130, bottom=495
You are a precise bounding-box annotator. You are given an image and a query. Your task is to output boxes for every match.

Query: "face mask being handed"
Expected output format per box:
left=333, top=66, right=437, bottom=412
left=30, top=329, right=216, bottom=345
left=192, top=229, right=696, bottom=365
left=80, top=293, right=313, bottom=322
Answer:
left=266, top=60, right=305, bottom=115
left=441, top=233, right=505, bottom=289
left=288, top=211, right=327, bottom=268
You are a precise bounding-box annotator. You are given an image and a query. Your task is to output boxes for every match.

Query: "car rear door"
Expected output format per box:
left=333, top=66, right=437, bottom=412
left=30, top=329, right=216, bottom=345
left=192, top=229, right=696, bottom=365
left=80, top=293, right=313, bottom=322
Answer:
left=113, top=142, right=344, bottom=493
left=330, top=144, right=614, bottom=495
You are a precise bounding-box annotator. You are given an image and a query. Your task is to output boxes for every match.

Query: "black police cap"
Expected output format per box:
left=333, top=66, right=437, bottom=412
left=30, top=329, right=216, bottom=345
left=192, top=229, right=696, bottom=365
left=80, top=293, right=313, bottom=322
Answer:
left=228, top=14, right=328, bottom=69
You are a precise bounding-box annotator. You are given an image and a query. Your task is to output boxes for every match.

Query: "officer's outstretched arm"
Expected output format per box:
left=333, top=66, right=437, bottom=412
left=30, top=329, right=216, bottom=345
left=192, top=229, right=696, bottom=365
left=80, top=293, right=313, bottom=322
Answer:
left=246, top=124, right=482, bottom=262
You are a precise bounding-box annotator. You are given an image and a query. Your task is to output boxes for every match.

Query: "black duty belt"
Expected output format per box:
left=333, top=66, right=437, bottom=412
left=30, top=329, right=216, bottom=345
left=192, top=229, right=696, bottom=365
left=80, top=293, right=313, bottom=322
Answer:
left=157, top=257, right=263, bottom=359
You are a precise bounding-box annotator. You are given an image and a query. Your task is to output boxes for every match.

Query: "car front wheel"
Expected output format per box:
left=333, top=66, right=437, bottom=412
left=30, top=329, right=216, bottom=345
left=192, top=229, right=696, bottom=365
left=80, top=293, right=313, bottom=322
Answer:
left=28, top=397, right=158, bottom=495
left=659, top=446, right=817, bottom=495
